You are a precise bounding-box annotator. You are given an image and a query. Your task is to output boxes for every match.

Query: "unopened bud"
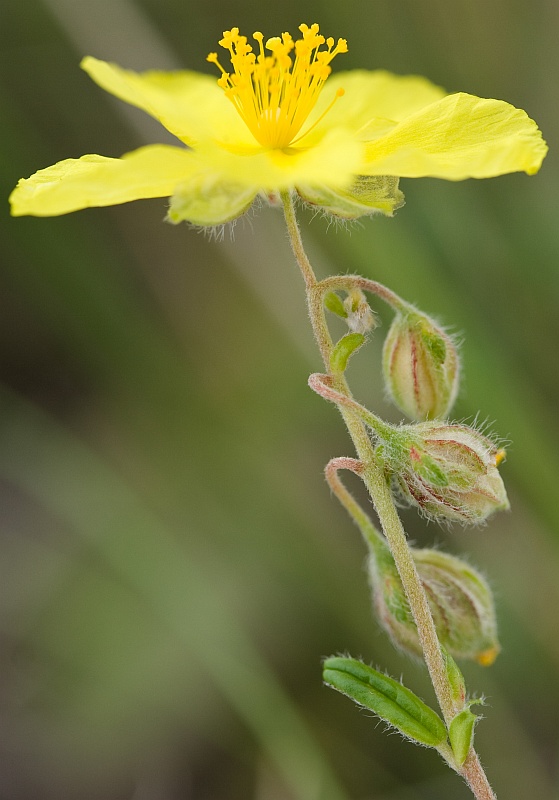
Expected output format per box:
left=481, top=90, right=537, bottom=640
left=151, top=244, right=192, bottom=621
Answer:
left=343, top=289, right=377, bottom=334
left=384, top=422, right=509, bottom=524
left=383, top=309, right=459, bottom=420
left=368, top=544, right=500, bottom=665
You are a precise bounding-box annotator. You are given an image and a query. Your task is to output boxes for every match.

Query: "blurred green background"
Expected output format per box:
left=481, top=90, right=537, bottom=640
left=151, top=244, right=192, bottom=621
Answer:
left=1, top=1, right=558, bottom=798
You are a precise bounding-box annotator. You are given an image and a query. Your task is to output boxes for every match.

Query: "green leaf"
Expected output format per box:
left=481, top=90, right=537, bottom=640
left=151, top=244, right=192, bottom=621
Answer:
left=441, top=647, right=466, bottom=707
left=330, top=333, right=365, bottom=374
left=324, top=292, right=348, bottom=318
left=449, top=708, right=477, bottom=766
left=323, top=657, right=447, bottom=747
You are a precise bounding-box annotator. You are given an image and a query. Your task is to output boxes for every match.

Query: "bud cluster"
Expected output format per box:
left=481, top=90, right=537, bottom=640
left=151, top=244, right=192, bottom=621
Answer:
left=368, top=543, right=500, bottom=665
left=383, top=308, right=460, bottom=421
left=381, top=421, right=509, bottom=524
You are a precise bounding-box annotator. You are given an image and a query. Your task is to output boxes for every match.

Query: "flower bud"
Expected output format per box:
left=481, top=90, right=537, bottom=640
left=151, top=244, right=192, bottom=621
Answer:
left=343, top=289, right=377, bottom=334
left=368, top=544, right=500, bottom=665
left=383, top=309, right=460, bottom=420
left=384, top=422, right=509, bottom=524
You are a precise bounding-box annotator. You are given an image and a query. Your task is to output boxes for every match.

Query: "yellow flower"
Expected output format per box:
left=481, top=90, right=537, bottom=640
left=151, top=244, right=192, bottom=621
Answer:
left=9, top=23, right=547, bottom=225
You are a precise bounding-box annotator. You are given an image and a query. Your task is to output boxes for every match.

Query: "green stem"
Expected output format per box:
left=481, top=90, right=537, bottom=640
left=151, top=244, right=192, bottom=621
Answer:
left=280, top=190, right=496, bottom=800
left=323, top=457, right=385, bottom=555
left=308, top=373, right=394, bottom=440
left=323, top=462, right=497, bottom=799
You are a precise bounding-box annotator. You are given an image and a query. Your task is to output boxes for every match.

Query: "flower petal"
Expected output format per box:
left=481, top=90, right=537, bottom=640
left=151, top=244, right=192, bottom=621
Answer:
left=81, top=57, right=246, bottom=146
left=308, top=70, right=447, bottom=136
left=196, top=127, right=364, bottom=191
left=360, top=93, right=548, bottom=179
left=168, top=178, right=258, bottom=226
left=10, top=145, right=198, bottom=216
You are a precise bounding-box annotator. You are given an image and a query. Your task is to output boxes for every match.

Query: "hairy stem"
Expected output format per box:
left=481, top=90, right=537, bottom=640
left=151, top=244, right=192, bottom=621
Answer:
left=280, top=190, right=496, bottom=800
left=317, top=274, right=408, bottom=312
left=324, top=457, right=380, bottom=549
left=308, top=373, right=393, bottom=439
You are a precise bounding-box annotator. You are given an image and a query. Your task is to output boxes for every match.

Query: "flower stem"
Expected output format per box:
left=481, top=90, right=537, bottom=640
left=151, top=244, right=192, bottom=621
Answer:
left=280, top=190, right=496, bottom=800
left=308, top=372, right=394, bottom=440
left=317, top=274, right=408, bottom=312
left=323, top=457, right=387, bottom=557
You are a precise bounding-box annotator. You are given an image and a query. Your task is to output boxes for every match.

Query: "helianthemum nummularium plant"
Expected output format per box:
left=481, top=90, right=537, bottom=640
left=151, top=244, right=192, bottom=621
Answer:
left=10, top=23, right=547, bottom=800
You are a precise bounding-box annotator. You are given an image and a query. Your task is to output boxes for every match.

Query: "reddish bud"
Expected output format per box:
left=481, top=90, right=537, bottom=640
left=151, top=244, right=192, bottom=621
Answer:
left=384, top=422, right=509, bottom=524
left=383, top=310, right=459, bottom=420
left=369, top=544, right=500, bottom=664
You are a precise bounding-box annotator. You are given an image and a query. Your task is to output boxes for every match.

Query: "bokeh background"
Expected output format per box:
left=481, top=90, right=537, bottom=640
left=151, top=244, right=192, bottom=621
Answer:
left=1, top=1, right=558, bottom=798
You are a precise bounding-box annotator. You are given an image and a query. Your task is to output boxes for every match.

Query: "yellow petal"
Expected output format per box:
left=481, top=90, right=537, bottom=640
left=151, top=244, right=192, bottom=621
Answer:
left=361, top=93, right=548, bottom=179
left=197, top=128, right=364, bottom=192
left=10, top=145, right=198, bottom=217
left=81, top=57, right=246, bottom=146
left=307, top=70, right=446, bottom=136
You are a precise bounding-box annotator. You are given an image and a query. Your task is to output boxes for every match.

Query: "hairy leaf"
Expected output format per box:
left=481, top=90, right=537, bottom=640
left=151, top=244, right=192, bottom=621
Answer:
left=323, top=657, right=446, bottom=747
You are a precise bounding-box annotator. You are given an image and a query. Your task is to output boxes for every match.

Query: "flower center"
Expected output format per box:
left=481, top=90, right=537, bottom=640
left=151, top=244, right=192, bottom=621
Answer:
left=207, top=23, right=347, bottom=149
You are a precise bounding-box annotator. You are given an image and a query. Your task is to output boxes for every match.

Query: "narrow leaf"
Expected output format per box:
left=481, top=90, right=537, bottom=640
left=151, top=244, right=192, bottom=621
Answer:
left=441, top=647, right=466, bottom=707
left=449, top=708, right=477, bottom=766
left=323, top=657, right=446, bottom=747
left=330, top=333, right=365, bottom=374
left=324, top=291, right=348, bottom=318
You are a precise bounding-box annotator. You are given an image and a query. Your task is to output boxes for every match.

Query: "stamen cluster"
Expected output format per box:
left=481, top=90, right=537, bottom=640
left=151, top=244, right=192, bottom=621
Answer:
left=207, top=23, right=347, bottom=149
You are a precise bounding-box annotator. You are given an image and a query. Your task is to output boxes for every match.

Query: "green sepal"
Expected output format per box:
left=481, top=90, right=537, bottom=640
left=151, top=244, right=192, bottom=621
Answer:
left=323, top=657, right=447, bottom=747
left=421, top=326, right=447, bottom=366
left=330, top=333, right=365, bottom=374
left=404, top=312, right=448, bottom=367
left=449, top=707, right=478, bottom=766
left=297, top=175, right=405, bottom=219
left=324, top=291, right=348, bottom=318
left=415, top=454, right=449, bottom=487
left=168, top=179, right=257, bottom=226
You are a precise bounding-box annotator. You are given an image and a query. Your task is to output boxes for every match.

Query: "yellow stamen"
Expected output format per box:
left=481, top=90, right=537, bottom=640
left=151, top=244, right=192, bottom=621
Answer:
left=207, top=23, right=347, bottom=149
left=494, top=448, right=506, bottom=467
left=476, top=646, right=500, bottom=667
left=290, top=88, right=345, bottom=146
